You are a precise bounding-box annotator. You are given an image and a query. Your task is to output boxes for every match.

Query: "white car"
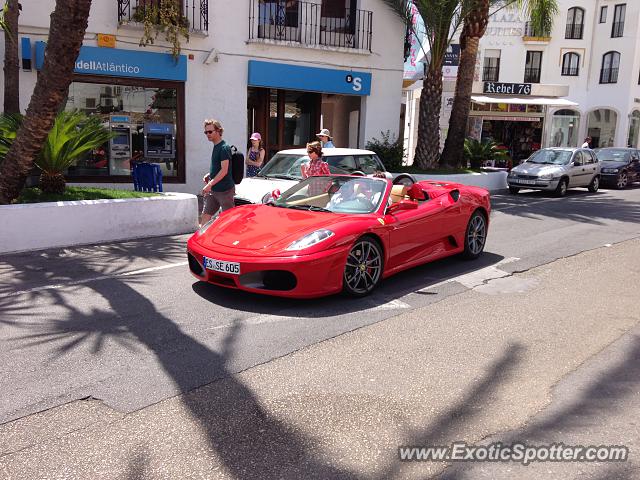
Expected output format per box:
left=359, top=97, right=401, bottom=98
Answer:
left=234, top=148, right=415, bottom=205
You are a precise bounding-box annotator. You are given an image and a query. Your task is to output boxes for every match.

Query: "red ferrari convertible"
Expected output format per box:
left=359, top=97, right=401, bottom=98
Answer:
left=187, top=175, right=490, bottom=298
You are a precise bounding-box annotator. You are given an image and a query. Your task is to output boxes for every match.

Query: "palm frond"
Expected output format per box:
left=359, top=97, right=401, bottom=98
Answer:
left=35, top=111, right=115, bottom=174
left=0, top=113, right=23, bottom=162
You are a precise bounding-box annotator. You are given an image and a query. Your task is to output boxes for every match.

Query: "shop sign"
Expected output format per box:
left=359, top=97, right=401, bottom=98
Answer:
left=444, top=44, right=460, bottom=67
left=482, top=116, right=541, bottom=122
left=97, top=34, right=116, bottom=48
left=35, top=42, right=187, bottom=81
left=248, top=60, right=371, bottom=96
left=483, top=82, right=532, bottom=95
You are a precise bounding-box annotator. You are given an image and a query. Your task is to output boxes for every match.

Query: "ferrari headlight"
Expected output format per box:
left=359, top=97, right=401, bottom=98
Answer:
left=285, top=229, right=334, bottom=251
left=197, top=212, right=220, bottom=235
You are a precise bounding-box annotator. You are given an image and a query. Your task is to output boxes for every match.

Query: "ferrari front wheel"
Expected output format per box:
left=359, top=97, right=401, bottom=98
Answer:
left=343, top=237, right=383, bottom=297
left=462, top=210, right=487, bottom=260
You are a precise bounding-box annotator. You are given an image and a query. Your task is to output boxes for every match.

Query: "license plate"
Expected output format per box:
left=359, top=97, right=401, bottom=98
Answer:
left=516, top=179, right=536, bottom=185
left=203, top=257, right=240, bottom=275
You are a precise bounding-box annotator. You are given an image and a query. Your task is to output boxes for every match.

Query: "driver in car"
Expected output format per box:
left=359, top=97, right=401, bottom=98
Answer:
left=327, top=180, right=375, bottom=210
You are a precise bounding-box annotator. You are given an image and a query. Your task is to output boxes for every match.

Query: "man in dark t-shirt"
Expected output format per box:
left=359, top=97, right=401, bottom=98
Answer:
left=201, top=119, right=235, bottom=225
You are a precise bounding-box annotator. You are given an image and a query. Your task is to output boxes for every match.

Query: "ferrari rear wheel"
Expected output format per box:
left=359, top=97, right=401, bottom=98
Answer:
left=343, top=237, right=383, bottom=297
left=462, top=210, right=487, bottom=260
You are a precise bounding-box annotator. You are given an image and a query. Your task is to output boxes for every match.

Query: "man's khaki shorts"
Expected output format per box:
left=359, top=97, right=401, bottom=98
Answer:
left=202, top=186, right=235, bottom=215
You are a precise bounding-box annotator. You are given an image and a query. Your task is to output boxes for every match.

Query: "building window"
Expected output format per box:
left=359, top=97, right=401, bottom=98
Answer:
left=566, top=7, right=584, bottom=39
left=63, top=77, right=184, bottom=181
left=627, top=110, right=640, bottom=148
left=600, top=6, right=607, bottom=23
left=483, top=50, right=500, bottom=82
left=550, top=109, right=580, bottom=147
left=561, top=52, right=580, bottom=76
left=587, top=109, right=617, bottom=147
left=524, top=51, right=542, bottom=83
left=600, top=51, right=620, bottom=83
left=612, top=4, right=625, bottom=37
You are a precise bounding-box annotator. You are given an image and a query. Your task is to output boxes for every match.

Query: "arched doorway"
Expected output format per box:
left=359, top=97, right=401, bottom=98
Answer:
left=550, top=109, right=580, bottom=147
left=587, top=109, right=617, bottom=148
left=627, top=110, right=640, bottom=148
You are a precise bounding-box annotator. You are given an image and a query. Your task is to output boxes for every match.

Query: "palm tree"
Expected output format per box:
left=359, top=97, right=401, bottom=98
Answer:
left=440, top=0, right=558, bottom=167
left=382, top=0, right=473, bottom=169
left=0, top=0, right=92, bottom=204
left=2, top=0, right=21, bottom=114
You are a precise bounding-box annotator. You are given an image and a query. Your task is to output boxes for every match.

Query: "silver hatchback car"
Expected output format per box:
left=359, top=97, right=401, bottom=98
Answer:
left=507, top=148, right=601, bottom=197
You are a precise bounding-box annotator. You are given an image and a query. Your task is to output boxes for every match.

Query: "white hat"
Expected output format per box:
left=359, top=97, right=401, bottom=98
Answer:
left=316, top=128, right=332, bottom=139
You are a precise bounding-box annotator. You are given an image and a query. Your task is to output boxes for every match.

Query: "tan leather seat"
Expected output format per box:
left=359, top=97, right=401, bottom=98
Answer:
left=390, top=185, right=409, bottom=204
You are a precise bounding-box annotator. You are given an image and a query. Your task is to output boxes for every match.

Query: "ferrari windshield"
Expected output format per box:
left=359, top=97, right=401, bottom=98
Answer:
left=526, top=149, right=573, bottom=165
left=273, top=176, right=387, bottom=214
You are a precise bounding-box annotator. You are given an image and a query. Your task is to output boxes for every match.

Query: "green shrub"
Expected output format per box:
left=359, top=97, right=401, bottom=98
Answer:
left=365, top=130, right=405, bottom=172
left=463, top=138, right=509, bottom=169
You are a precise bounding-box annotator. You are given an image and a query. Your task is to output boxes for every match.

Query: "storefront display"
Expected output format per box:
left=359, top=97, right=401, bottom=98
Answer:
left=35, top=43, right=186, bottom=182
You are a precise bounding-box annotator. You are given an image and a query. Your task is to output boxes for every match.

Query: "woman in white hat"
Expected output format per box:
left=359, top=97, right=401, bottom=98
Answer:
left=246, top=132, right=265, bottom=177
left=316, top=128, right=335, bottom=148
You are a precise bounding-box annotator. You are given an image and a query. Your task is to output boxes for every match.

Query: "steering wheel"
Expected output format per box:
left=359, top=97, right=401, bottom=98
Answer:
left=351, top=170, right=366, bottom=176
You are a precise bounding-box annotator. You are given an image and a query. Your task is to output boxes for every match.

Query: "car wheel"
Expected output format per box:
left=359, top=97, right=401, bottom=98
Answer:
left=508, top=186, right=520, bottom=194
left=393, top=174, right=416, bottom=186
left=343, top=237, right=383, bottom=297
left=616, top=172, right=628, bottom=189
left=462, top=210, right=487, bottom=260
left=588, top=175, right=600, bottom=193
left=555, top=178, right=568, bottom=197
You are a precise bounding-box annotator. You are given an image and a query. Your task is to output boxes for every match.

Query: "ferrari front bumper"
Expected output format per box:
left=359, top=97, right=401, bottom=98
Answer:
left=187, top=237, right=350, bottom=298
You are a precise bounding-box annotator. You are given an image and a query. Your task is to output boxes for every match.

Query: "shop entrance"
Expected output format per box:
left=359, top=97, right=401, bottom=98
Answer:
left=480, top=118, right=543, bottom=163
left=247, top=87, right=321, bottom=159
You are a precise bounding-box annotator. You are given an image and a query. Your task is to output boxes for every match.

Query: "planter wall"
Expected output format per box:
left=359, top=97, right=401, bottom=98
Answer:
left=0, top=193, right=198, bottom=255
left=393, top=171, right=507, bottom=192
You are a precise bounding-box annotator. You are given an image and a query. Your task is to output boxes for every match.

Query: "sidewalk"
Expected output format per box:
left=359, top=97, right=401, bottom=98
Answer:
left=1, top=239, right=639, bottom=479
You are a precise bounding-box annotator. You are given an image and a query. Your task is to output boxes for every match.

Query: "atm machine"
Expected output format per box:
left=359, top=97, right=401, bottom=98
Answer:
left=143, top=122, right=176, bottom=173
left=108, top=115, right=133, bottom=175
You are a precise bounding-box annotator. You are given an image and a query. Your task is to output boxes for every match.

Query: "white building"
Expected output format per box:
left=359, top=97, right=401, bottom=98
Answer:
left=1, top=0, right=404, bottom=193
left=404, top=0, right=640, bottom=164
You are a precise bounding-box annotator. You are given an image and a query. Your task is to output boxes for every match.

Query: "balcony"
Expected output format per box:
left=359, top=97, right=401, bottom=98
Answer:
left=117, top=0, right=209, bottom=33
left=612, top=21, right=624, bottom=38
left=561, top=66, right=579, bottom=76
left=565, top=23, right=583, bottom=39
left=482, top=66, right=499, bottom=82
left=524, top=67, right=541, bottom=83
left=248, top=0, right=373, bottom=52
left=600, top=68, right=619, bottom=84
left=523, top=22, right=550, bottom=42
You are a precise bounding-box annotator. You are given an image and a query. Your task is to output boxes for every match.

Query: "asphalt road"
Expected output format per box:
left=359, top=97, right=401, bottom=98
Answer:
left=1, top=185, right=639, bottom=428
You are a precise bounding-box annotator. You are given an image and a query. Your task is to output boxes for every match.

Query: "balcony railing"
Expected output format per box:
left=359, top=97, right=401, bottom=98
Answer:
left=524, top=67, right=541, bottom=83
left=561, top=66, right=579, bottom=76
left=482, top=66, right=500, bottom=82
left=612, top=21, right=624, bottom=38
left=565, top=23, right=583, bottom=39
left=600, top=68, right=619, bottom=84
left=248, top=0, right=372, bottom=51
left=523, top=22, right=548, bottom=38
left=117, top=0, right=209, bottom=33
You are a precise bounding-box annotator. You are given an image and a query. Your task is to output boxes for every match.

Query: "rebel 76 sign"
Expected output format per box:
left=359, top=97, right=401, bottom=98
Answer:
left=483, top=82, right=532, bottom=95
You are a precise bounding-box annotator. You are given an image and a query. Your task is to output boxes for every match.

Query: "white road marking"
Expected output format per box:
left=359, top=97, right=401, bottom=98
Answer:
left=5, top=261, right=188, bottom=297
left=416, top=257, right=520, bottom=293
left=210, top=299, right=411, bottom=331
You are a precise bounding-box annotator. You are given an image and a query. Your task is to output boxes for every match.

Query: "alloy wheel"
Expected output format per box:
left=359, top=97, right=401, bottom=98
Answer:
left=343, top=238, right=383, bottom=296
left=617, top=173, right=628, bottom=189
left=466, top=213, right=487, bottom=257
